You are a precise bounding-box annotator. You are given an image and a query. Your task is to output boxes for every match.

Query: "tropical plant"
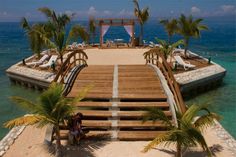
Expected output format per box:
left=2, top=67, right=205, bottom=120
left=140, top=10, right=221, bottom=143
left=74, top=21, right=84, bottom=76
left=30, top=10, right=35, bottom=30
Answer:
left=142, top=104, right=221, bottom=157
left=88, top=16, right=96, bottom=45
left=160, top=18, right=178, bottom=44
left=177, top=14, right=208, bottom=57
left=133, top=0, right=149, bottom=45
left=21, top=18, right=49, bottom=58
left=156, top=38, right=183, bottom=60
left=4, top=83, right=90, bottom=157
left=37, top=7, right=89, bottom=63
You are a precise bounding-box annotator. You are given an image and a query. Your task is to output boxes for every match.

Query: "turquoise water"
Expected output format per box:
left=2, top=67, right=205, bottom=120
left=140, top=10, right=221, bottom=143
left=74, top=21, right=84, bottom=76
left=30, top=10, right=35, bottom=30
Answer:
left=0, top=19, right=235, bottom=139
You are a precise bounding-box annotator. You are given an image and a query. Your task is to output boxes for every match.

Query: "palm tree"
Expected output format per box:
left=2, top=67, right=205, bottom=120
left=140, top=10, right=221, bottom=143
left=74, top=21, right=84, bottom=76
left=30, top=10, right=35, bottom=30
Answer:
left=142, top=104, right=220, bottom=157
left=88, top=16, right=96, bottom=45
left=38, top=7, right=89, bottom=63
left=133, top=0, right=149, bottom=45
left=4, top=83, right=90, bottom=157
left=177, top=14, right=208, bottom=58
left=156, top=38, right=183, bottom=60
left=160, top=18, right=178, bottom=44
left=21, top=18, right=48, bottom=58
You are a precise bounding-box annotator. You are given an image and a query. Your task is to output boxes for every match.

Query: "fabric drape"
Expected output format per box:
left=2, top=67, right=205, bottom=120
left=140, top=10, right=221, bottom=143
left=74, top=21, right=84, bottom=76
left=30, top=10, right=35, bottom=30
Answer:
left=102, top=25, right=110, bottom=37
left=124, top=25, right=133, bottom=37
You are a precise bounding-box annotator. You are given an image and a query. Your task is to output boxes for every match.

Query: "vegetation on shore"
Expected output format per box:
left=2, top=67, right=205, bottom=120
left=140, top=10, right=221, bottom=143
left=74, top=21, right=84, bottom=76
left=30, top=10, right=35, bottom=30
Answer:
left=159, top=15, right=208, bottom=58
left=21, top=7, right=89, bottom=64
left=142, top=104, right=221, bottom=157
left=4, top=83, right=90, bottom=157
left=133, top=0, right=149, bottom=45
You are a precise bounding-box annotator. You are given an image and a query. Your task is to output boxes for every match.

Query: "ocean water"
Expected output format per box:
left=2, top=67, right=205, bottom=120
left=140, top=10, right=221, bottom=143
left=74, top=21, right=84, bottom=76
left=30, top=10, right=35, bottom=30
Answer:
left=0, top=19, right=235, bottom=139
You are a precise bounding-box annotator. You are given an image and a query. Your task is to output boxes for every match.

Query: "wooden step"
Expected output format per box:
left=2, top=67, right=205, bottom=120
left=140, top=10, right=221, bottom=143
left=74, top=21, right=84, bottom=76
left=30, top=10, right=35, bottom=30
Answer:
left=76, top=102, right=169, bottom=108
left=58, top=130, right=112, bottom=140
left=77, top=110, right=172, bottom=118
left=60, top=120, right=168, bottom=129
left=118, top=131, right=166, bottom=140
left=118, top=120, right=167, bottom=128
left=118, top=93, right=167, bottom=100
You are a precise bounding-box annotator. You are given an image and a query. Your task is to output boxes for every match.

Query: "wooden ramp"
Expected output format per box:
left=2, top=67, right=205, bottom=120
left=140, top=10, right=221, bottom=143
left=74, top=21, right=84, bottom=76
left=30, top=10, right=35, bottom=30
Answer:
left=65, top=65, right=172, bottom=140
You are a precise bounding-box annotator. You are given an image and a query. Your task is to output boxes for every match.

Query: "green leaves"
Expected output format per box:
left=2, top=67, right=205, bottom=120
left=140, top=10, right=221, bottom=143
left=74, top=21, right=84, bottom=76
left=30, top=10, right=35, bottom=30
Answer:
left=160, top=19, right=178, bottom=43
left=155, top=37, right=183, bottom=60
left=133, top=0, right=149, bottom=25
left=4, top=82, right=84, bottom=130
left=160, top=14, right=209, bottom=57
left=22, top=7, right=90, bottom=63
left=67, top=25, right=89, bottom=45
left=143, top=103, right=219, bottom=157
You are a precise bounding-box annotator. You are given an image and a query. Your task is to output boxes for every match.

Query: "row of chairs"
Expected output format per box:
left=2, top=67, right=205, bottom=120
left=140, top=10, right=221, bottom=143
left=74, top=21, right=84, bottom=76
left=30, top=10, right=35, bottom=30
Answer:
left=26, top=54, right=58, bottom=69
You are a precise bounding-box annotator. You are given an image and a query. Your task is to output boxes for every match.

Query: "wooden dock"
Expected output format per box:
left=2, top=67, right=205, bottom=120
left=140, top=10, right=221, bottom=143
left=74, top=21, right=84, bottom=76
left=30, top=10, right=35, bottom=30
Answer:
left=64, top=65, right=172, bottom=140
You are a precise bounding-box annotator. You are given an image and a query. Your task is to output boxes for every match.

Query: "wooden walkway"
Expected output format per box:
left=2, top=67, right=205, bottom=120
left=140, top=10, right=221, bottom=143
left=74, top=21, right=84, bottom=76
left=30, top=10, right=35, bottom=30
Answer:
left=65, top=65, right=172, bottom=140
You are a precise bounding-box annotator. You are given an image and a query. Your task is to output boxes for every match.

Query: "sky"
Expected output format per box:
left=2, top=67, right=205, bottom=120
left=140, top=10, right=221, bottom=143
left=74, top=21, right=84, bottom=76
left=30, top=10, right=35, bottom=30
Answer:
left=0, top=0, right=236, bottom=21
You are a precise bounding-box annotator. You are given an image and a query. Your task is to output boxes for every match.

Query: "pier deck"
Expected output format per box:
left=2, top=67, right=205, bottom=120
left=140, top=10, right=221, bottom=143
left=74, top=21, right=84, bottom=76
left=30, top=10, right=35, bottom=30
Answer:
left=64, top=65, right=172, bottom=140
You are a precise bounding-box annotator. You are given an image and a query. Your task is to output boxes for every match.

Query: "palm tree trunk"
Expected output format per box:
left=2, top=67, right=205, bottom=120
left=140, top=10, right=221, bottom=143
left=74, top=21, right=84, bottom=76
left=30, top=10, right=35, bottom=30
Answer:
left=168, top=34, right=171, bottom=44
left=55, top=126, right=62, bottom=157
left=176, top=143, right=182, bottom=157
left=184, top=38, right=189, bottom=58
left=140, top=24, right=144, bottom=46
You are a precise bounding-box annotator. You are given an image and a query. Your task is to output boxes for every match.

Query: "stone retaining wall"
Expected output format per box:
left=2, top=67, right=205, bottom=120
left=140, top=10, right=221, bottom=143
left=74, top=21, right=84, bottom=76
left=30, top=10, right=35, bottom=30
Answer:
left=0, top=126, right=25, bottom=157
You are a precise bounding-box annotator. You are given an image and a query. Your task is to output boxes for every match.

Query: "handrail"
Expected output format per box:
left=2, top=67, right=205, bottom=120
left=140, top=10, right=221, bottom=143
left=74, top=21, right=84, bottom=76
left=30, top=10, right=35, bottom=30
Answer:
left=144, top=48, right=186, bottom=113
left=54, top=49, right=88, bottom=84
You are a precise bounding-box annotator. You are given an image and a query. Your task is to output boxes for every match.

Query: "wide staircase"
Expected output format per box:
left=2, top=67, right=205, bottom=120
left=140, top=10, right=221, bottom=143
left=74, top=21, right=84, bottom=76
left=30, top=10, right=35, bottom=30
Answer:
left=51, top=48, right=186, bottom=141
left=59, top=65, right=172, bottom=140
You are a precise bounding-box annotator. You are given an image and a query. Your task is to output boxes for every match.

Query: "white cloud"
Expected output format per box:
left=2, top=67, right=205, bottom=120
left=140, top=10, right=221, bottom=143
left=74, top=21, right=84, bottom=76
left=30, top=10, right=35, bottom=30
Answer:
left=88, top=6, right=97, bottom=16
left=221, top=5, right=235, bottom=13
left=103, top=10, right=112, bottom=15
left=118, top=9, right=133, bottom=17
left=3, top=12, right=7, bottom=15
left=191, top=6, right=201, bottom=14
left=65, top=10, right=74, bottom=16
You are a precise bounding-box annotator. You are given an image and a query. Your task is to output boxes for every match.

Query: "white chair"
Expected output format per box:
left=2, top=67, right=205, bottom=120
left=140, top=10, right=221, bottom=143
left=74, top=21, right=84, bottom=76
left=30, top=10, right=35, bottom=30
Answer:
left=39, top=55, right=58, bottom=69
left=26, top=54, right=49, bottom=67
left=174, top=55, right=196, bottom=70
left=77, top=42, right=86, bottom=48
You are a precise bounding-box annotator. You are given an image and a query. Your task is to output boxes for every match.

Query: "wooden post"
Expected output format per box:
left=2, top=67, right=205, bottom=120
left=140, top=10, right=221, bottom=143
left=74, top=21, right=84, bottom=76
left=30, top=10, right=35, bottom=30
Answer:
left=100, top=23, right=103, bottom=47
left=131, top=22, right=135, bottom=47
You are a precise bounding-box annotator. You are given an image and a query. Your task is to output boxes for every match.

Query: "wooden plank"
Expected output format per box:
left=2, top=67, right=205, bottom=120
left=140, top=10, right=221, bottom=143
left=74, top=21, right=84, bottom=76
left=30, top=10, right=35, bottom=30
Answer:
left=58, top=130, right=112, bottom=140
left=118, top=111, right=171, bottom=117
left=118, top=120, right=166, bottom=128
left=118, top=131, right=166, bottom=140
left=77, top=110, right=112, bottom=117
left=75, top=110, right=171, bottom=118
left=76, top=102, right=169, bottom=108
left=118, top=93, right=167, bottom=100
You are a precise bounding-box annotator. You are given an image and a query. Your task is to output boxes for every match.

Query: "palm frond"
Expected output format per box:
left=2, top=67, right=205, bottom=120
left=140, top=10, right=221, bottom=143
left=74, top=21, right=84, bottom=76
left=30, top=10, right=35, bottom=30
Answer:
left=143, top=107, right=173, bottom=127
left=67, top=25, right=89, bottom=44
left=142, top=132, right=172, bottom=152
left=194, top=113, right=221, bottom=131
left=10, top=96, right=36, bottom=112
left=38, top=7, right=53, bottom=19
left=4, top=114, right=42, bottom=128
left=186, top=127, right=212, bottom=157
left=21, top=17, right=31, bottom=31
left=71, top=84, right=93, bottom=105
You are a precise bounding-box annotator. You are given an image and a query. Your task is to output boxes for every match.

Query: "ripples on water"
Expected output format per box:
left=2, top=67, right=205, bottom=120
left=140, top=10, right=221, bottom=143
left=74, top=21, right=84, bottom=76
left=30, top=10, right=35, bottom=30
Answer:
left=0, top=19, right=235, bottom=139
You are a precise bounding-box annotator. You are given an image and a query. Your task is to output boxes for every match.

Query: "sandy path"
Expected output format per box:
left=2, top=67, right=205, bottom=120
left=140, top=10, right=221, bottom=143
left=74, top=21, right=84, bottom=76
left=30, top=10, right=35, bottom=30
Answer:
left=3, top=125, right=234, bottom=157
left=84, top=48, right=148, bottom=65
